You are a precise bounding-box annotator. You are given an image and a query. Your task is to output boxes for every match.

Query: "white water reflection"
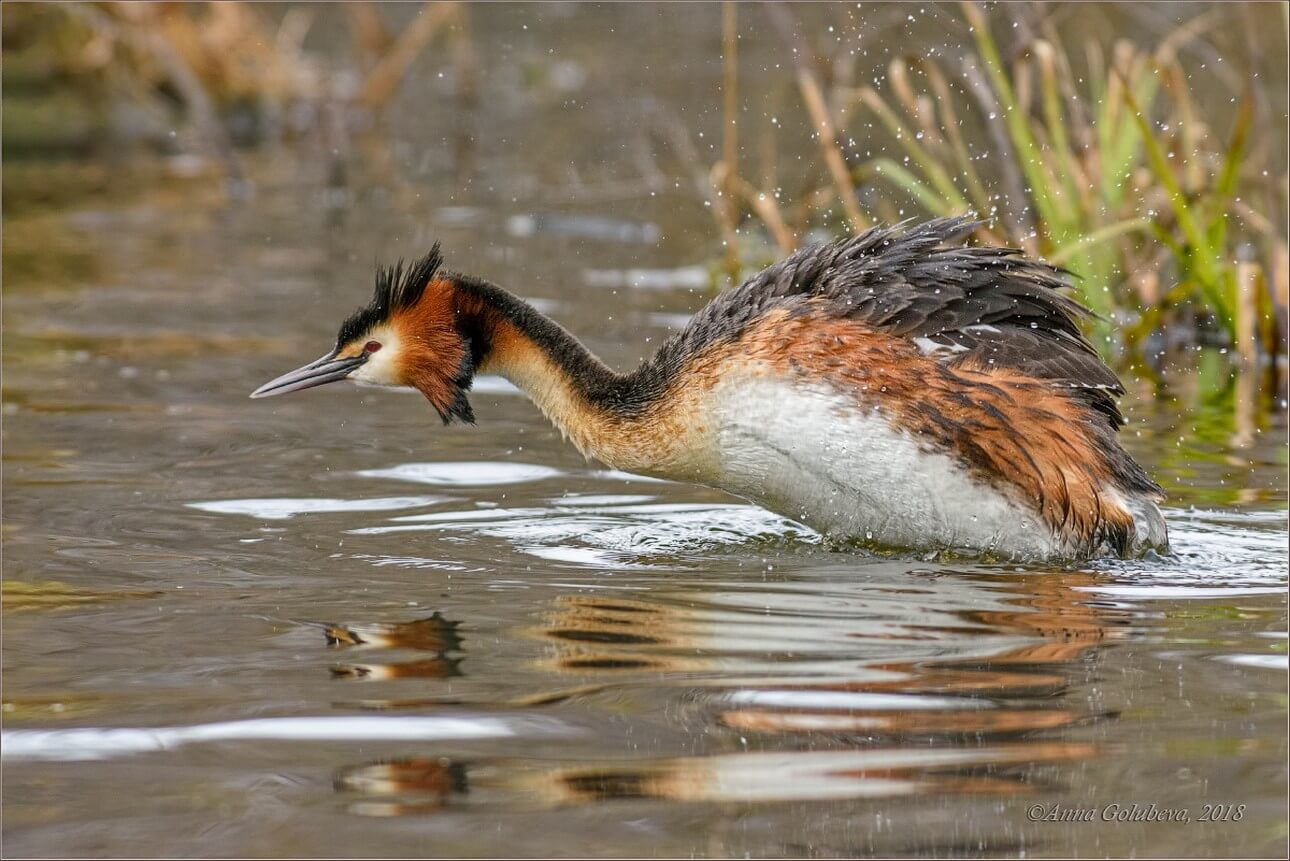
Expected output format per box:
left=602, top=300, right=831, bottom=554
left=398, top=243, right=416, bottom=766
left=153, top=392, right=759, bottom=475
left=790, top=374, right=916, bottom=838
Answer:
left=187, top=495, right=450, bottom=520
left=3, top=715, right=574, bottom=762
left=551, top=493, right=655, bottom=506
left=1215, top=654, right=1289, bottom=670
left=1083, top=584, right=1288, bottom=598
left=582, top=265, right=708, bottom=290
left=356, top=461, right=562, bottom=486
left=470, top=375, right=523, bottom=396
left=723, top=690, right=993, bottom=711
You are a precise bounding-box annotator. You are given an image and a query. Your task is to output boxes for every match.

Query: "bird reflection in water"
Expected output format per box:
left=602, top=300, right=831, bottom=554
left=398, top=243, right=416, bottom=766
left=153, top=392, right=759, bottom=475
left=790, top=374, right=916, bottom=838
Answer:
left=324, top=612, right=464, bottom=681
left=329, top=569, right=1122, bottom=814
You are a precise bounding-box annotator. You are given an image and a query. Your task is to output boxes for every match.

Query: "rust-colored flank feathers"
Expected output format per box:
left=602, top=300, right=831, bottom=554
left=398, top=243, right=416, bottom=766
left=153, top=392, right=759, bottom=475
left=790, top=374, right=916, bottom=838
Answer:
left=261, top=217, right=1168, bottom=560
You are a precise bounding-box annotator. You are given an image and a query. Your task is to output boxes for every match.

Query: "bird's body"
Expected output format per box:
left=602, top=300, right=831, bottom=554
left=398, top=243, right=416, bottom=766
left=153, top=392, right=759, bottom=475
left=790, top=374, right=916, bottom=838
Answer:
left=254, top=217, right=1168, bottom=560
left=674, top=375, right=1072, bottom=557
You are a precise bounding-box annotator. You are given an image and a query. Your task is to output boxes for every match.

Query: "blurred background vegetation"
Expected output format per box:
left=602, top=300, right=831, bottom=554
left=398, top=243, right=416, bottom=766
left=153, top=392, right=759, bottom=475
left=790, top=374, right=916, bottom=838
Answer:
left=4, top=1, right=1287, bottom=397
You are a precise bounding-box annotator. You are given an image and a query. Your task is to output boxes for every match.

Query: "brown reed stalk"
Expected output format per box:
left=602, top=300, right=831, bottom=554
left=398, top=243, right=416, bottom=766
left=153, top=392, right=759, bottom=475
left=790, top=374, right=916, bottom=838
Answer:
left=764, top=2, right=868, bottom=234
left=359, top=2, right=457, bottom=109
left=715, top=1, right=742, bottom=282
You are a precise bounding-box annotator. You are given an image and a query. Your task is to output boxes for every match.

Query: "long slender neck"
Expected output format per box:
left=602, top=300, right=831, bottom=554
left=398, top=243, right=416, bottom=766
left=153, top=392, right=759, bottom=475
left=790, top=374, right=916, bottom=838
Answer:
left=452, top=277, right=659, bottom=467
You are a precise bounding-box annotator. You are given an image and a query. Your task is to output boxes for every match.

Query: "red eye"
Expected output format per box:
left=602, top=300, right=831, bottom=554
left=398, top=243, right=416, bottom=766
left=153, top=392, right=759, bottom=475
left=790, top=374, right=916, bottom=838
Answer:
left=364, top=341, right=382, bottom=353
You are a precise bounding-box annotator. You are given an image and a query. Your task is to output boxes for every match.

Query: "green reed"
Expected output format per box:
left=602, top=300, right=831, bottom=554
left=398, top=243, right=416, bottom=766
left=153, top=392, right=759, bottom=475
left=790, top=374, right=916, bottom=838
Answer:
left=730, top=2, right=1286, bottom=364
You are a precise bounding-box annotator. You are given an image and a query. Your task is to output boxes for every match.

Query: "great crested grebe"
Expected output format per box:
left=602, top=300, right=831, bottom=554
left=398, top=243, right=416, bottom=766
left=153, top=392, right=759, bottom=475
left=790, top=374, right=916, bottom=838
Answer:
left=252, top=217, right=1168, bottom=560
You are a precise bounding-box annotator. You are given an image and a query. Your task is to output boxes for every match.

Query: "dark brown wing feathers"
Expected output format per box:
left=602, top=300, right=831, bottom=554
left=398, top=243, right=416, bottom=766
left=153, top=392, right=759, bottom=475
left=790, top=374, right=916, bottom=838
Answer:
left=650, top=217, right=1125, bottom=425
left=674, top=217, right=1123, bottom=417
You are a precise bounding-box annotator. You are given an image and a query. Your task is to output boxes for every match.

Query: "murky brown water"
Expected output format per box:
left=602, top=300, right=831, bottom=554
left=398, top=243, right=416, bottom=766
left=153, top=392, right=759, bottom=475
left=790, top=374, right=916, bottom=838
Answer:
left=4, top=6, right=1288, bottom=858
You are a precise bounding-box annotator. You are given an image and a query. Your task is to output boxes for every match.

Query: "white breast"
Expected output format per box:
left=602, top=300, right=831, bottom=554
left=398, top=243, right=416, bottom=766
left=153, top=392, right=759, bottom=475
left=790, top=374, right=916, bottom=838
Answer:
left=705, top=374, right=1063, bottom=558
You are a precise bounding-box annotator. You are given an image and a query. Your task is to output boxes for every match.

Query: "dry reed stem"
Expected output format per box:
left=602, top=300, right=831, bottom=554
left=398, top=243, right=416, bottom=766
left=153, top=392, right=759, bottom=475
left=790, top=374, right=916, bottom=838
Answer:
left=715, top=1, right=742, bottom=281
left=1231, top=360, right=1257, bottom=449
left=359, top=2, right=457, bottom=109
left=347, top=3, right=393, bottom=67
left=725, top=174, right=797, bottom=253
left=765, top=3, right=868, bottom=234
left=1236, top=263, right=1261, bottom=366
left=1275, top=243, right=1290, bottom=319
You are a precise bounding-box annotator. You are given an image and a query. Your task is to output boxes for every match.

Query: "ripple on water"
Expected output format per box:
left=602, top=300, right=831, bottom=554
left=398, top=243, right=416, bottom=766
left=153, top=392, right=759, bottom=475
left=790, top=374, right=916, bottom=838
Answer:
left=2, top=715, right=575, bottom=762
left=1076, top=507, right=1289, bottom=672
left=1214, top=654, right=1289, bottom=670
left=186, top=495, right=450, bottom=520
left=722, top=689, right=992, bottom=711
left=190, top=469, right=1287, bottom=584
left=1086, top=507, right=1288, bottom=597
left=188, top=460, right=816, bottom=568
left=334, top=743, right=1094, bottom=815
left=351, top=500, right=814, bottom=564
left=355, top=461, right=562, bottom=486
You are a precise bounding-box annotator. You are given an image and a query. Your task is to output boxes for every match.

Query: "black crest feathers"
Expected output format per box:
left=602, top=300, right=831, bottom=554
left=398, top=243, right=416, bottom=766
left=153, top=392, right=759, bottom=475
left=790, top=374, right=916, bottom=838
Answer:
left=336, top=244, right=444, bottom=348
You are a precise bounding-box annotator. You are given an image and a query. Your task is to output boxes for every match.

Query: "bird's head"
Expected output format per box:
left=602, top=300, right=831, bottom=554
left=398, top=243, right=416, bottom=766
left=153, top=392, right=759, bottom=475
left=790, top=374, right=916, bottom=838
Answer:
left=251, top=245, right=477, bottom=423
